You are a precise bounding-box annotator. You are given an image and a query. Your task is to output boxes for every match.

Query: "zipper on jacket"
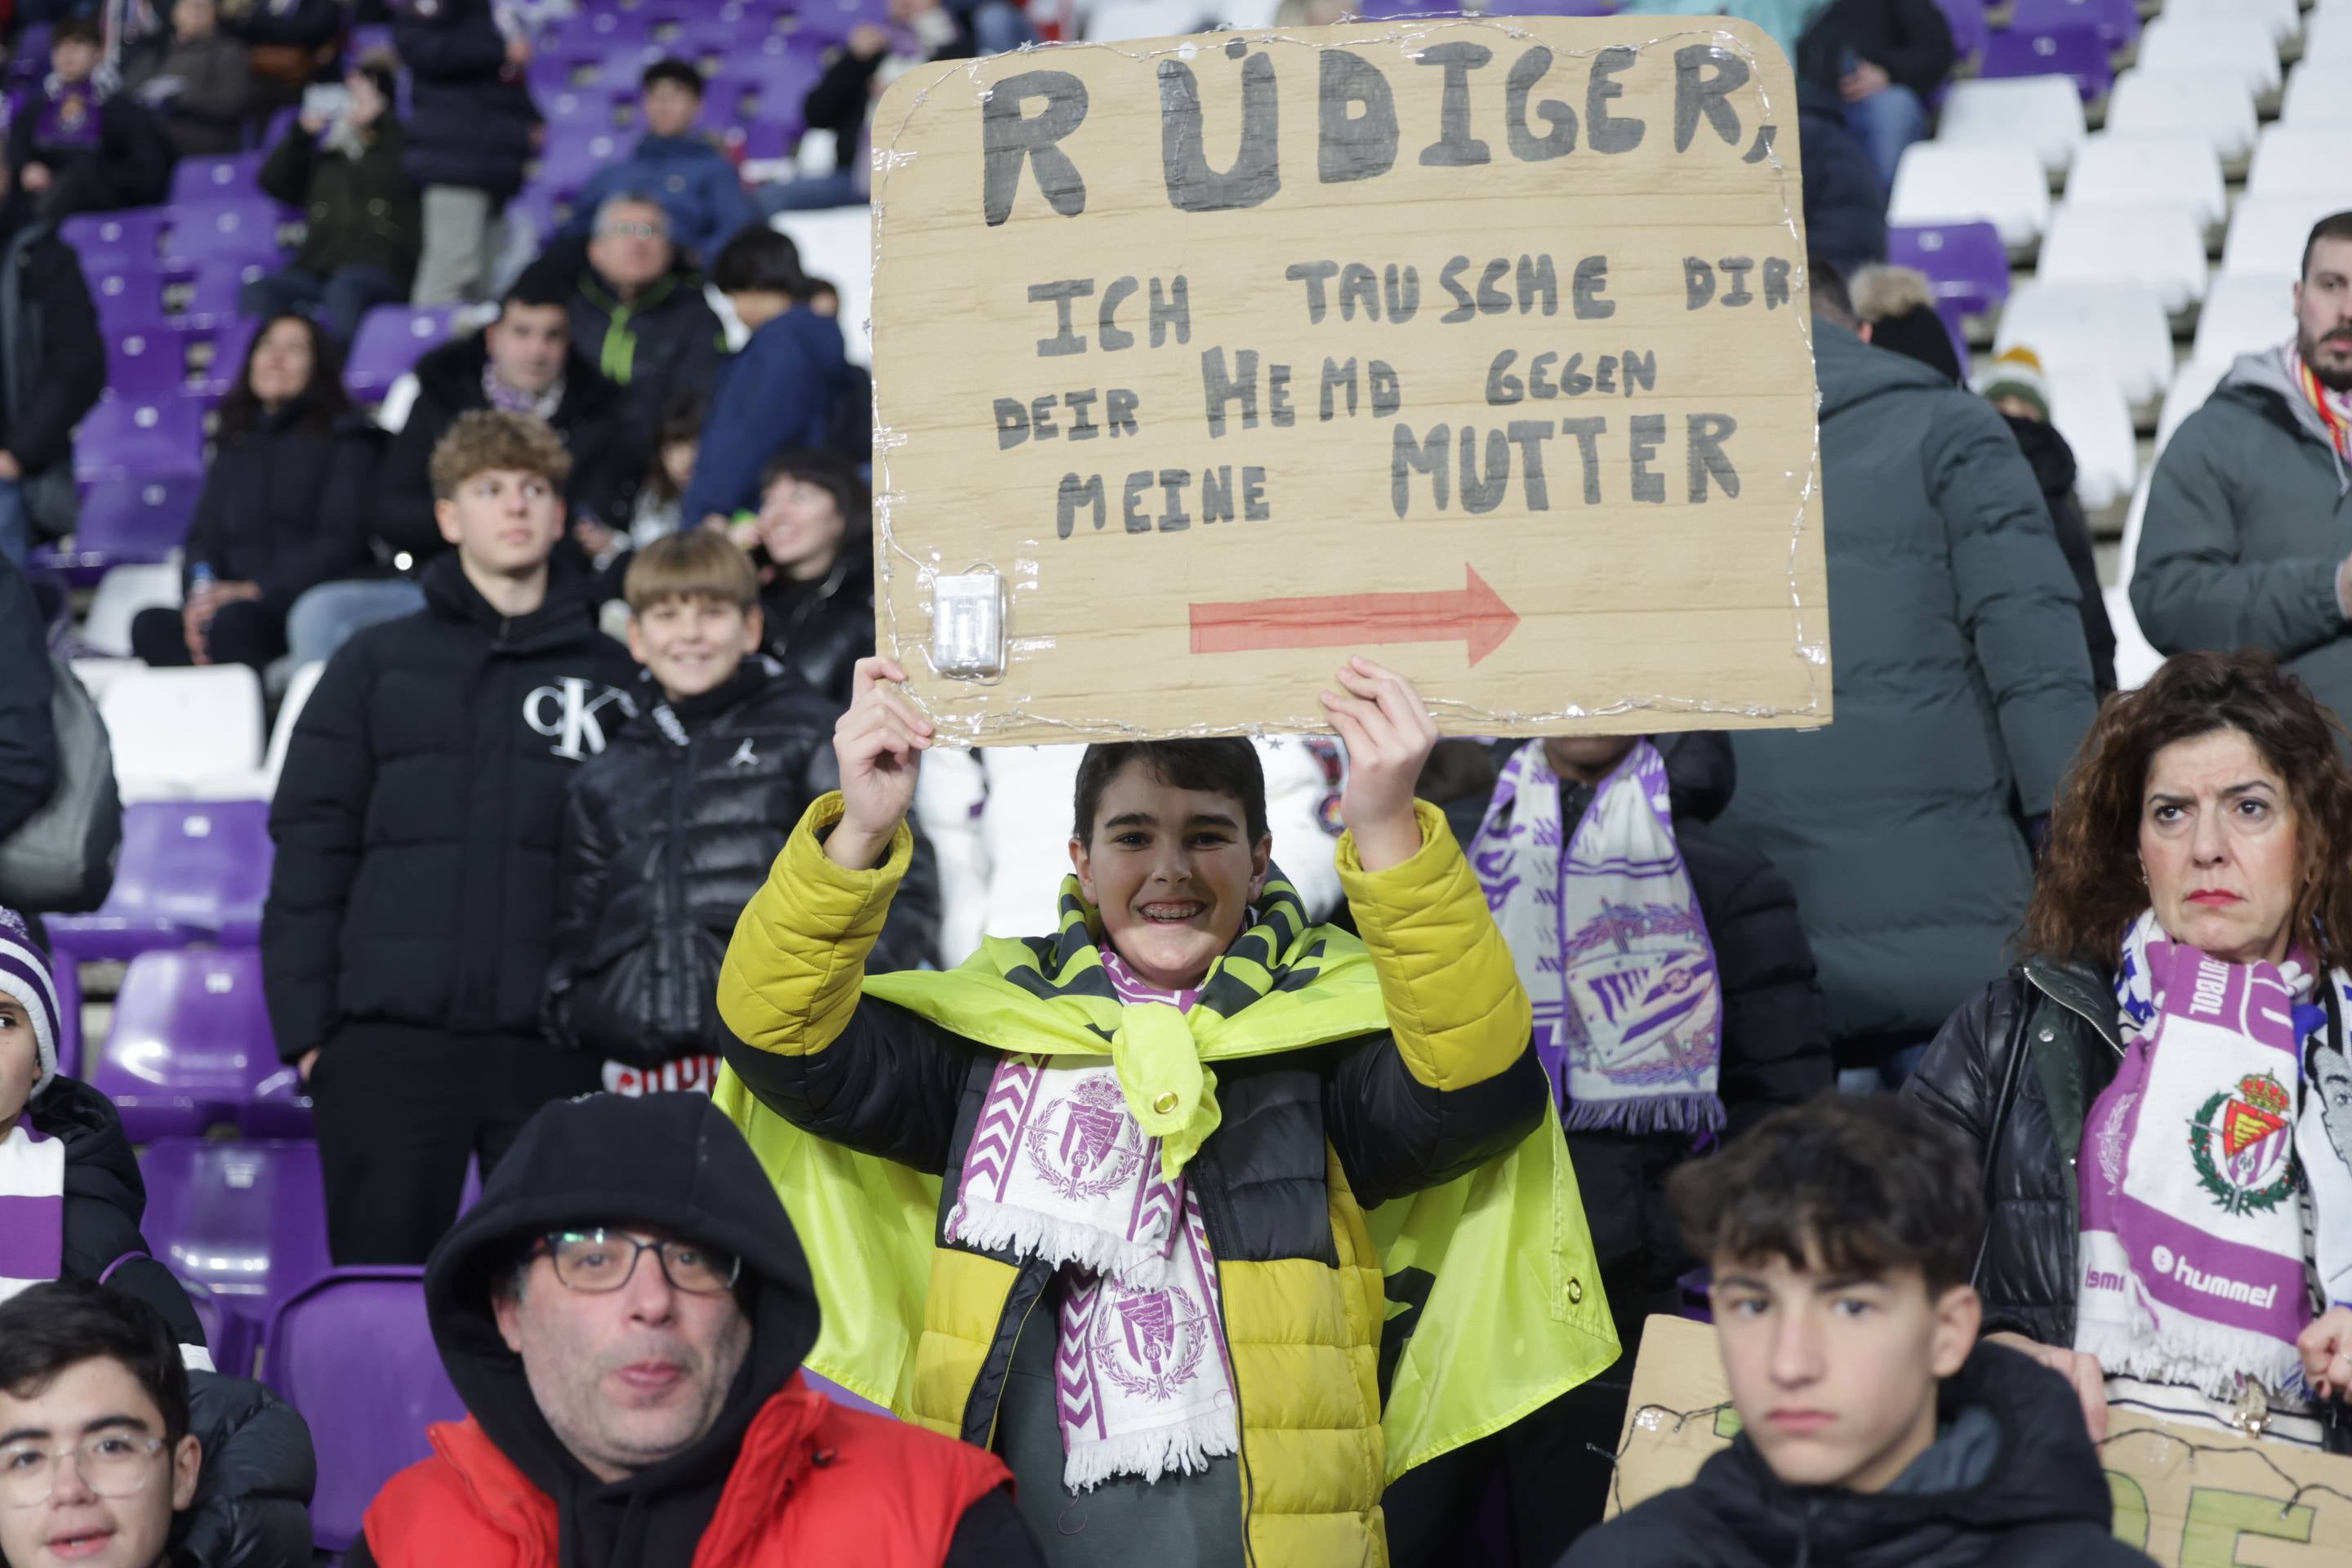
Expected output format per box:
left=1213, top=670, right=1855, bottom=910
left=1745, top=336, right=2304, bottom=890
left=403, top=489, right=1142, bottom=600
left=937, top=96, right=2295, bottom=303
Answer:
left=662, top=730, right=693, bottom=1039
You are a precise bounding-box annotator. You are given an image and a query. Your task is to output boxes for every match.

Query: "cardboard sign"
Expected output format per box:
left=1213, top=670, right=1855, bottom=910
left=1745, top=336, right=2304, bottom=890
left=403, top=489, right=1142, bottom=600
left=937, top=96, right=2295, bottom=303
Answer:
left=865, top=17, right=1827, bottom=743
left=1612, top=1316, right=2352, bottom=1566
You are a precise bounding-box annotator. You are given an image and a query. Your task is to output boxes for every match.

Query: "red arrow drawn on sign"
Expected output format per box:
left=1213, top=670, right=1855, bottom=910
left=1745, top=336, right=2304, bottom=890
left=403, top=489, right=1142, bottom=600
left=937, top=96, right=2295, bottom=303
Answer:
left=1188, top=564, right=1521, bottom=666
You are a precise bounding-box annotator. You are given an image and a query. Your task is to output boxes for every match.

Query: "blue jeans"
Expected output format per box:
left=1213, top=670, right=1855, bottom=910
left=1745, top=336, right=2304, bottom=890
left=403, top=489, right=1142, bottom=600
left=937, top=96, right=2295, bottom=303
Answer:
left=242, top=265, right=408, bottom=344
left=1843, top=83, right=1928, bottom=194
left=0, top=479, right=28, bottom=568
left=755, top=171, right=864, bottom=214
left=286, top=577, right=425, bottom=667
left=965, top=0, right=1040, bottom=55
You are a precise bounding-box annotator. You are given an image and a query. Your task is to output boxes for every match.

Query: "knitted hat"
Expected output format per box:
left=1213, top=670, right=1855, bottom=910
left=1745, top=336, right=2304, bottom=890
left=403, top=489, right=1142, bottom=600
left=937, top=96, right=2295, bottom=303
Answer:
left=0, top=908, right=60, bottom=1099
left=1977, top=346, right=2051, bottom=424
left=1867, top=305, right=1963, bottom=385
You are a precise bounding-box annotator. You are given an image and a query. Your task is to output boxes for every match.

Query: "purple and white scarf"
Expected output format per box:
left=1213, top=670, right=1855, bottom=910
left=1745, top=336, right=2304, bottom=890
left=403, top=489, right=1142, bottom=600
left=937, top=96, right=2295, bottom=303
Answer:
left=0, top=1119, right=65, bottom=1307
left=944, top=952, right=1239, bottom=1491
left=2077, top=911, right=2352, bottom=1401
left=1470, top=741, right=1723, bottom=1134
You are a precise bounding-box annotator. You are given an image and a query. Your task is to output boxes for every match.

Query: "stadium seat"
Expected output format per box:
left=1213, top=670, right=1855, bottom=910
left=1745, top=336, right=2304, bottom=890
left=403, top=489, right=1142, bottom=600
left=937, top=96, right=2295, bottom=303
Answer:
left=2192, top=274, right=2293, bottom=365
left=193, top=315, right=265, bottom=403
left=768, top=209, right=873, bottom=364
left=1923, top=76, right=2085, bottom=176
left=163, top=201, right=292, bottom=267
left=51, top=951, right=81, bottom=1080
left=2154, top=357, right=2230, bottom=456
left=2105, top=69, right=2257, bottom=168
left=90, top=265, right=170, bottom=327
left=75, top=566, right=181, bottom=658
left=262, top=1269, right=466, bottom=1554
left=2282, top=64, right=2352, bottom=126
left=179, top=1277, right=262, bottom=1380
left=1887, top=143, right=2051, bottom=250
left=2036, top=203, right=2208, bottom=313
left=73, top=396, right=206, bottom=484
left=1994, top=282, right=2175, bottom=406
left=103, top=325, right=190, bottom=403
left=29, top=475, right=203, bottom=584
left=1887, top=222, right=2011, bottom=319
left=1208, top=0, right=1285, bottom=21
left=534, top=131, right=624, bottom=198
left=97, top=665, right=266, bottom=802
left=2247, top=127, right=2349, bottom=200
left=2157, top=0, right=2297, bottom=44
left=2045, top=367, right=2136, bottom=514
left=60, top=208, right=169, bottom=269
left=1979, top=24, right=2112, bottom=102
left=2309, top=9, right=2352, bottom=65
left=170, top=261, right=260, bottom=331
left=2223, top=196, right=2349, bottom=279
left=1086, top=0, right=1214, bottom=38
left=2062, top=133, right=2226, bottom=234
left=2114, top=471, right=2154, bottom=612
left=540, top=84, right=624, bottom=126
left=2108, top=581, right=2163, bottom=693
left=170, top=154, right=268, bottom=205
left=47, top=798, right=274, bottom=962
left=89, top=950, right=300, bottom=1141
left=345, top=305, right=460, bottom=402
left=143, top=1139, right=332, bottom=1316
left=2134, top=18, right=2282, bottom=102
left=791, top=0, right=891, bottom=42
left=2007, top=0, right=2135, bottom=49
left=1936, top=0, right=1989, bottom=60
left=258, top=662, right=326, bottom=804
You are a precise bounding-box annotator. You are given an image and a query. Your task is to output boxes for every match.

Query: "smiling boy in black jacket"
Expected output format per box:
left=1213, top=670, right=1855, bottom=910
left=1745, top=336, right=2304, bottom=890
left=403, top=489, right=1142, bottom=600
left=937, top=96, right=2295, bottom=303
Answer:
left=263, top=411, right=639, bottom=1267
left=545, top=532, right=938, bottom=1095
left=1562, top=1096, right=2149, bottom=1568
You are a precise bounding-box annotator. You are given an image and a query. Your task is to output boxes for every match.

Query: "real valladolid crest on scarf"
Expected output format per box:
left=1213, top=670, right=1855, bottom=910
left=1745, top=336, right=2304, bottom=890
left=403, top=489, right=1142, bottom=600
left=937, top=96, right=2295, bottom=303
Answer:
left=2077, top=910, right=2352, bottom=1401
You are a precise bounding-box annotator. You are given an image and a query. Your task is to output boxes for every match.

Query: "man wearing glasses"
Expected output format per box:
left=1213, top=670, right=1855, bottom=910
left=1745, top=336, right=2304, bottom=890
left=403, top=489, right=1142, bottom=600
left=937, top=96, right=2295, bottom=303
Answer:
left=350, top=1092, right=1044, bottom=1567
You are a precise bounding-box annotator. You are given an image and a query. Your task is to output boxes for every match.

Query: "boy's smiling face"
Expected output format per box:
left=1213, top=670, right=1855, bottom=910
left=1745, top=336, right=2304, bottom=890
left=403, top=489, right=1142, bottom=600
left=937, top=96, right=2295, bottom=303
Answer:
left=1710, top=1246, right=1980, bottom=1494
left=1071, top=762, right=1270, bottom=992
left=628, top=595, right=761, bottom=703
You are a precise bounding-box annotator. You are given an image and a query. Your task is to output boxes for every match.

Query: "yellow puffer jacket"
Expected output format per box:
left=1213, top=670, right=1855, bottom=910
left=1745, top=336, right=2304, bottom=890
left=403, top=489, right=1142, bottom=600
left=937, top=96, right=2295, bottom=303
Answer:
left=715, top=794, right=1617, bottom=1566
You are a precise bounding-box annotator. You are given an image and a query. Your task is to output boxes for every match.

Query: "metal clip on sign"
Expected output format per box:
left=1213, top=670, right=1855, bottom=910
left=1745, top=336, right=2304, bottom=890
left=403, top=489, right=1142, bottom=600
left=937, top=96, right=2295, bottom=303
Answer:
left=931, top=566, right=1006, bottom=679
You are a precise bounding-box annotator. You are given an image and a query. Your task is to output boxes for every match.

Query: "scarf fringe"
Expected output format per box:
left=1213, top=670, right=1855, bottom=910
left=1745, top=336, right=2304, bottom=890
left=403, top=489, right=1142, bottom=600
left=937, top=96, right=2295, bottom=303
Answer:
left=2078, top=1316, right=2303, bottom=1404
left=1060, top=1414, right=1239, bottom=1494
left=943, top=1198, right=1178, bottom=1287
left=1558, top=1093, right=1726, bottom=1138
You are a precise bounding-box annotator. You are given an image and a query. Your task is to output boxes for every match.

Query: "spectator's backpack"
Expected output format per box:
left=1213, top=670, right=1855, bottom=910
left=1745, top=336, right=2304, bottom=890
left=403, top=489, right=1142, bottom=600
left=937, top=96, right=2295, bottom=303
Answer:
left=0, top=659, right=120, bottom=913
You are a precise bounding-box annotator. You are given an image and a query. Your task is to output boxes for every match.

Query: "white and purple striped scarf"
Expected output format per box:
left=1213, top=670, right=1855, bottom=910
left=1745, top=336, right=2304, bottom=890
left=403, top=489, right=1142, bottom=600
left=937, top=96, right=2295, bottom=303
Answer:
left=944, top=951, right=1239, bottom=1492
left=0, top=1119, right=65, bottom=1307
left=1471, top=741, right=1723, bottom=1135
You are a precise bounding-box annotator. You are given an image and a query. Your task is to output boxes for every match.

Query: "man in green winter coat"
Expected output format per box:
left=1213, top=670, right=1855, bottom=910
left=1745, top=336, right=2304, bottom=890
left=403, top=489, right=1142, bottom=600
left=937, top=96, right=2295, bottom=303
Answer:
left=1717, top=268, right=2096, bottom=1091
left=2131, top=212, right=2352, bottom=721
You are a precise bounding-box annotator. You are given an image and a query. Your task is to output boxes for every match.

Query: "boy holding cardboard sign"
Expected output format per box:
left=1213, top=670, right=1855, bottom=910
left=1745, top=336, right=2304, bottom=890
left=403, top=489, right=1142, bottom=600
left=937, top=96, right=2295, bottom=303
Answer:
left=1566, top=1095, right=2147, bottom=1568
left=711, top=655, right=1616, bottom=1565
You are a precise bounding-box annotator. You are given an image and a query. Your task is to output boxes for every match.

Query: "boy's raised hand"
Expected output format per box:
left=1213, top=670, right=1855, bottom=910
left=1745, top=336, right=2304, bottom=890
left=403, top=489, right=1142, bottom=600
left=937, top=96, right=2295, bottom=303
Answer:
left=827, top=657, right=932, bottom=871
left=1321, top=656, right=1438, bottom=873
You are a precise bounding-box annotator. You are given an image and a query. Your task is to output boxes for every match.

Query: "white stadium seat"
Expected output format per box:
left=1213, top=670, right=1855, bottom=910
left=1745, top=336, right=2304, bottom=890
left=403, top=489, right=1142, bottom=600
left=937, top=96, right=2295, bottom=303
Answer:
left=2063, top=133, right=2226, bottom=233
left=2247, top=126, right=2352, bottom=201
left=2192, top=274, right=2294, bottom=365
left=1889, top=143, right=2051, bottom=250
left=98, top=666, right=265, bottom=804
left=2282, top=64, right=2352, bottom=126
left=2309, top=9, right=2352, bottom=65
left=1207, top=0, right=1281, bottom=25
left=2116, top=472, right=2154, bottom=588
left=2106, top=70, right=2257, bottom=167
left=78, top=563, right=181, bottom=658
left=2159, top=0, right=2298, bottom=47
left=2136, top=18, right=2283, bottom=102
left=1933, top=77, right=2086, bottom=176
left=2046, top=368, right=2137, bottom=514
left=1083, top=0, right=1209, bottom=40
left=1995, top=283, right=2177, bottom=407
left=2110, top=474, right=2163, bottom=691
left=2154, top=357, right=2231, bottom=457
left=2037, top=203, right=2209, bottom=313
left=765, top=211, right=872, bottom=368
left=2224, top=196, right=2350, bottom=278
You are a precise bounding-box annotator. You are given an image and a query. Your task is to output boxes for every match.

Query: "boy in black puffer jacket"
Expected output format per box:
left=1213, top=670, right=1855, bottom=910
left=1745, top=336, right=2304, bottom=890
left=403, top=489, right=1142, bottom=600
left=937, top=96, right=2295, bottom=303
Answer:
left=546, top=531, right=938, bottom=1095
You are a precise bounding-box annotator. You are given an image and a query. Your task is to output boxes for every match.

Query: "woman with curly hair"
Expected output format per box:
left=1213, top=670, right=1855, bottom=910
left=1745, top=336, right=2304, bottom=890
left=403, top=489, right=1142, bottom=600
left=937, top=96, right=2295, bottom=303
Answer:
left=1907, top=649, right=2352, bottom=1452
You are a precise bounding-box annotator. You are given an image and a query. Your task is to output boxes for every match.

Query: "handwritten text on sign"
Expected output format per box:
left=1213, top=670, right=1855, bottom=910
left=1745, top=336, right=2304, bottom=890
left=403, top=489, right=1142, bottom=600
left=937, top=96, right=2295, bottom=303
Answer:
left=868, top=18, right=1827, bottom=744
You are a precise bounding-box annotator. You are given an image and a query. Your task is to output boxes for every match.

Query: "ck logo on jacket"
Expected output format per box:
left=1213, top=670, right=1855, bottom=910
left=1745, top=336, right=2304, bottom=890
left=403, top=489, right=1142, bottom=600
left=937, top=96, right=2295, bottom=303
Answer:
left=525, top=678, right=636, bottom=761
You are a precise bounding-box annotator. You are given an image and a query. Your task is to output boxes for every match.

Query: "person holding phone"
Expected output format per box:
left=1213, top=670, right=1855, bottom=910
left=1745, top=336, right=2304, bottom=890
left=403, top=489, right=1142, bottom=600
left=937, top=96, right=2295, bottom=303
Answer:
left=248, top=58, right=421, bottom=341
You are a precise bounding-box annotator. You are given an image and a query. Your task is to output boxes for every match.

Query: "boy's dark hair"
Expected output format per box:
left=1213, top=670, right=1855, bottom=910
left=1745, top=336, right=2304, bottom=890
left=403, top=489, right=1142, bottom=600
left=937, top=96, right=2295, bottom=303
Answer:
left=760, top=448, right=870, bottom=537
left=501, top=258, right=574, bottom=316
left=0, top=1278, right=191, bottom=1445
left=1807, top=254, right=1855, bottom=330
left=2304, top=210, right=2352, bottom=282
left=640, top=57, right=704, bottom=97
left=1669, top=1094, right=1984, bottom=1297
left=712, top=225, right=809, bottom=298
left=51, top=16, right=100, bottom=47
left=641, top=389, right=706, bottom=506
left=1073, top=741, right=1268, bottom=845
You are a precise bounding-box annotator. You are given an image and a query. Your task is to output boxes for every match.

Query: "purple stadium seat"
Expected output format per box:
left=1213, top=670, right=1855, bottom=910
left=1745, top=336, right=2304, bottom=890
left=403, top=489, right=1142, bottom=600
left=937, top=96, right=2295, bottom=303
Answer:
left=572, top=7, right=655, bottom=44
left=51, top=950, right=81, bottom=1080
left=791, top=0, right=890, bottom=43
left=170, top=260, right=261, bottom=331
left=179, top=1276, right=262, bottom=1379
left=191, top=315, right=264, bottom=403
left=28, top=475, right=205, bottom=582
left=91, top=265, right=172, bottom=329
left=1888, top=221, right=2011, bottom=318
left=72, top=395, right=206, bottom=484
left=169, top=153, right=268, bottom=206
left=1980, top=24, right=2113, bottom=100
left=349, top=23, right=394, bottom=58
left=1936, top=0, right=1989, bottom=60
left=104, top=326, right=191, bottom=403
left=535, top=131, right=625, bottom=198
left=263, top=1268, right=467, bottom=1553
left=541, top=83, right=625, bottom=125
left=1484, top=0, right=1615, bottom=13
left=60, top=207, right=170, bottom=267
left=164, top=202, right=292, bottom=269
left=599, top=42, right=664, bottom=84
left=2009, top=0, right=2136, bottom=50
left=89, top=947, right=301, bottom=1140
left=503, top=186, right=564, bottom=247
left=50, top=800, right=273, bottom=963
left=345, top=305, right=459, bottom=402
left=7, top=25, right=51, bottom=82
left=732, top=120, right=795, bottom=163
left=140, top=1138, right=332, bottom=1316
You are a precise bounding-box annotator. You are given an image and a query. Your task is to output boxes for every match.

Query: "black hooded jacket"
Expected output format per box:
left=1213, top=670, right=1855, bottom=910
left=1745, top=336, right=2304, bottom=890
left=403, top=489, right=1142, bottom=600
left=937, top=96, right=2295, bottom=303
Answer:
left=2004, top=413, right=2118, bottom=698
left=546, top=662, right=942, bottom=1070
left=757, top=550, right=873, bottom=709
left=1561, top=1343, right=2149, bottom=1568
left=360, top=1091, right=1032, bottom=1568
left=29, top=1075, right=203, bottom=1345
left=1439, top=733, right=1835, bottom=1308
left=261, top=555, right=641, bottom=1060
